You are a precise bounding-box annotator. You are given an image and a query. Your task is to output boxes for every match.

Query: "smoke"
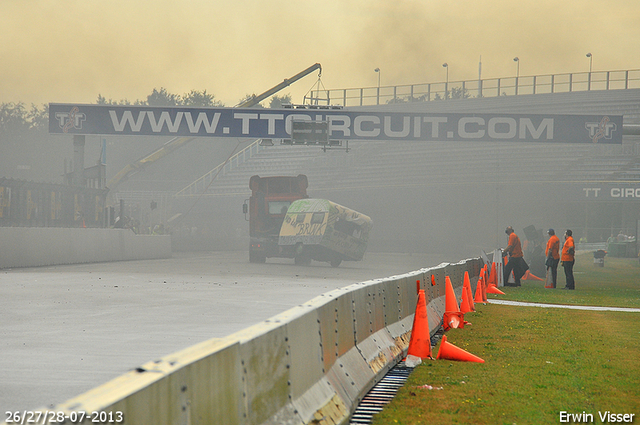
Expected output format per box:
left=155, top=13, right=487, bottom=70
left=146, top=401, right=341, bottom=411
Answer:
left=0, top=0, right=638, bottom=106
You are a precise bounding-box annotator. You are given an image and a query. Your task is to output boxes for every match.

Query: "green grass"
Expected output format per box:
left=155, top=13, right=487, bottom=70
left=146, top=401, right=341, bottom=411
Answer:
left=498, top=253, right=640, bottom=309
left=372, top=254, right=640, bottom=425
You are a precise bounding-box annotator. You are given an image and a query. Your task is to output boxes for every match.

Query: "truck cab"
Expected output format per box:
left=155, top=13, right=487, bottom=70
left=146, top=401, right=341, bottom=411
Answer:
left=244, top=174, right=308, bottom=263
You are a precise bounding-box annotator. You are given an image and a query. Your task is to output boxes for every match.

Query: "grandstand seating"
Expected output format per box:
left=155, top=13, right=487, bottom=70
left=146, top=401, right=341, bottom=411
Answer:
left=159, top=88, right=639, bottom=202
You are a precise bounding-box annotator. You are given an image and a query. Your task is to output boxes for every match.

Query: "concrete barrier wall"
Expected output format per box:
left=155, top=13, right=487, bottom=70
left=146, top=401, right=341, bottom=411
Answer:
left=12, top=257, right=482, bottom=425
left=0, top=228, right=171, bottom=269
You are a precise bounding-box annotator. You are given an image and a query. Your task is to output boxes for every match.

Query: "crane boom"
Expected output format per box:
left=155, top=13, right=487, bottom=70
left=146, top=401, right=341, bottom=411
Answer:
left=235, top=63, right=321, bottom=107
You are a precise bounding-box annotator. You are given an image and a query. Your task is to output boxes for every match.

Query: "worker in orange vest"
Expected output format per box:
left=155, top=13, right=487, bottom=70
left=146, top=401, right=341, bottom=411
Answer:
left=502, top=226, right=527, bottom=287
left=561, top=229, right=576, bottom=290
left=545, top=229, right=560, bottom=288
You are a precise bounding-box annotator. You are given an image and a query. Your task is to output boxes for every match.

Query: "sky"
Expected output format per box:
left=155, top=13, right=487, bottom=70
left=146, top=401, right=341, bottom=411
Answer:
left=2, top=0, right=639, bottom=107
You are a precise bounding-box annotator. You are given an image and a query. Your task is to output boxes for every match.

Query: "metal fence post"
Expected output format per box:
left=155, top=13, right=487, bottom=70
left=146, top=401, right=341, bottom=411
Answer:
left=533, top=76, right=536, bottom=94
left=625, top=71, right=629, bottom=89
left=569, top=74, right=573, bottom=92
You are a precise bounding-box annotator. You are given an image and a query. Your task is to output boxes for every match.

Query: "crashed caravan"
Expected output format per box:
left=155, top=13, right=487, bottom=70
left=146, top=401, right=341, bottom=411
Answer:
left=278, top=198, right=373, bottom=267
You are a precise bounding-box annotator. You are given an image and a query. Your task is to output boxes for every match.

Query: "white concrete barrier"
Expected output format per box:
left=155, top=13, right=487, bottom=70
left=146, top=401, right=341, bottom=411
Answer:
left=4, top=257, right=482, bottom=425
left=0, top=228, right=171, bottom=268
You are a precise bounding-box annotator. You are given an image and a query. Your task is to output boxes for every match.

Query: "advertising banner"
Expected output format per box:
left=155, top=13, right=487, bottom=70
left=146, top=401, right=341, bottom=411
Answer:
left=49, top=103, right=623, bottom=144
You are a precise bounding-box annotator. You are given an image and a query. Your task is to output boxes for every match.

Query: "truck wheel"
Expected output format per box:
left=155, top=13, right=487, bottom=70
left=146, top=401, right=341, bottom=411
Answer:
left=330, top=258, right=342, bottom=268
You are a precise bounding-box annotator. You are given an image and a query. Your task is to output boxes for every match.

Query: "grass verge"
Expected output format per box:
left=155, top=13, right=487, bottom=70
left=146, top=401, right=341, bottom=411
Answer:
left=371, top=253, right=640, bottom=425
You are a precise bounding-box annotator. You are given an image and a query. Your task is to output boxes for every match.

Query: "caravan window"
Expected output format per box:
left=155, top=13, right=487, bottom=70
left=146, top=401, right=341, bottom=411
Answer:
left=334, top=218, right=361, bottom=239
left=310, top=212, right=325, bottom=224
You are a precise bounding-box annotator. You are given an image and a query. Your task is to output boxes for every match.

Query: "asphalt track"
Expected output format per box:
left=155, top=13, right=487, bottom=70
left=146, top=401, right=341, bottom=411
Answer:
left=1, top=251, right=451, bottom=414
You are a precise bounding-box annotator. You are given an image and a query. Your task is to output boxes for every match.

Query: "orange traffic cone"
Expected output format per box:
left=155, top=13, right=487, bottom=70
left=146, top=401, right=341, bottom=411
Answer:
left=444, top=276, right=460, bottom=313
left=460, top=285, right=473, bottom=314
left=436, top=335, right=485, bottom=363
left=431, top=274, right=436, bottom=286
left=443, top=311, right=465, bottom=330
left=522, top=270, right=544, bottom=281
left=474, top=278, right=485, bottom=303
left=459, top=287, right=474, bottom=326
left=488, top=262, right=497, bottom=287
left=443, top=276, right=465, bottom=330
left=487, top=284, right=506, bottom=295
left=406, top=289, right=432, bottom=361
left=545, top=269, right=554, bottom=288
left=463, top=272, right=475, bottom=312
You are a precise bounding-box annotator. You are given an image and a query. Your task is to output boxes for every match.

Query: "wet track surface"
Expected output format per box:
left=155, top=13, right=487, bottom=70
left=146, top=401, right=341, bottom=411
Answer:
left=1, top=251, right=449, bottom=413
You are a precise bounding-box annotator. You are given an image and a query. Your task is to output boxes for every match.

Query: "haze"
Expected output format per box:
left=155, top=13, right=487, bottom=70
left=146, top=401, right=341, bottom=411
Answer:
left=2, top=0, right=639, bottom=106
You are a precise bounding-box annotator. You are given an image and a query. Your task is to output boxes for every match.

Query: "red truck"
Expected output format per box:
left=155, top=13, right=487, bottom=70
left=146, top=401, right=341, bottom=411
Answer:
left=243, top=174, right=309, bottom=263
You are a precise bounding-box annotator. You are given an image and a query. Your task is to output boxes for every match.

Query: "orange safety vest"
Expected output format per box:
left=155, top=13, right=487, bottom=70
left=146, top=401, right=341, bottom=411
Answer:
left=561, top=236, right=575, bottom=261
left=506, top=233, right=523, bottom=258
left=546, top=235, right=560, bottom=259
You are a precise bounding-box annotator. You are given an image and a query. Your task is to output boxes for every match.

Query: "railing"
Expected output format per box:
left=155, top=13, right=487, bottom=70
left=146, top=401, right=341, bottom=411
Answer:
left=306, top=69, right=640, bottom=107
left=174, top=139, right=264, bottom=197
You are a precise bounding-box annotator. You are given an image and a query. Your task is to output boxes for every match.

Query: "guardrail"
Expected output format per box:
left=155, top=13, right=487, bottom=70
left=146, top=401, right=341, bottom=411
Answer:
left=306, top=69, right=640, bottom=107
left=13, top=258, right=482, bottom=425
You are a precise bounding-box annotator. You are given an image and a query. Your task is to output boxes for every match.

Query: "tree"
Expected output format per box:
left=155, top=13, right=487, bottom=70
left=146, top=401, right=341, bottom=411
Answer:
left=269, top=94, right=292, bottom=108
left=450, top=87, right=470, bottom=100
left=433, top=86, right=470, bottom=101
left=0, top=102, right=29, bottom=134
left=98, top=88, right=223, bottom=107
left=27, top=104, right=48, bottom=131
left=96, top=94, right=135, bottom=105
left=181, top=89, right=224, bottom=107
left=147, top=87, right=180, bottom=106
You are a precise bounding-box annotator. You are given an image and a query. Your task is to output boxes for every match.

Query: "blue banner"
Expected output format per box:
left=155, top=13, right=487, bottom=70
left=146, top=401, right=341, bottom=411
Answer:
left=49, top=103, right=623, bottom=144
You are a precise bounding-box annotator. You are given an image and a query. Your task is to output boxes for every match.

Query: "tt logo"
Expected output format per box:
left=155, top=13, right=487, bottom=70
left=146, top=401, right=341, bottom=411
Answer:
left=55, top=106, right=86, bottom=133
left=583, top=188, right=601, bottom=197
left=585, top=116, right=617, bottom=143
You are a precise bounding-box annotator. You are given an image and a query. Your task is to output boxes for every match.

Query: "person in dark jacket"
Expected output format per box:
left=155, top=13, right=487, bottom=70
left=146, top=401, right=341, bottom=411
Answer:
left=502, top=226, right=527, bottom=287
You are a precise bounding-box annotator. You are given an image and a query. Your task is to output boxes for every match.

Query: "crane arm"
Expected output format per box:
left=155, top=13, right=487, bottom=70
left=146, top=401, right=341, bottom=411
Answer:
left=235, top=63, right=322, bottom=108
